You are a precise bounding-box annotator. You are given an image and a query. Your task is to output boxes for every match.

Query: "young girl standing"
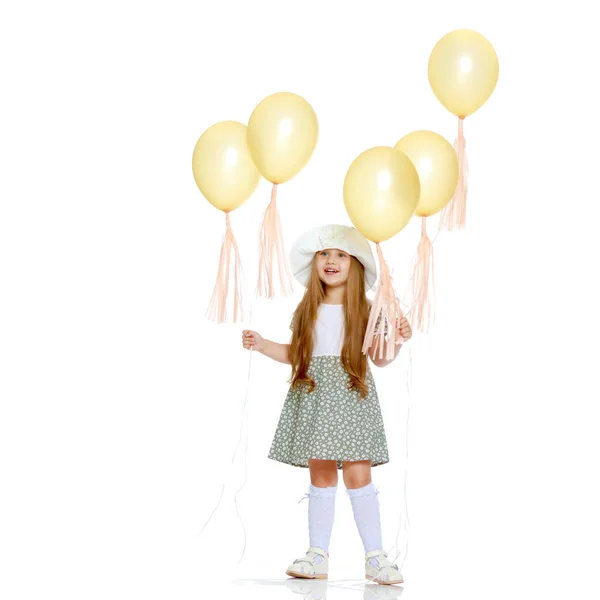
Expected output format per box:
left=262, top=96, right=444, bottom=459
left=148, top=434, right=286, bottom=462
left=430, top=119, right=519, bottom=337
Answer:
left=241, top=224, right=412, bottom=586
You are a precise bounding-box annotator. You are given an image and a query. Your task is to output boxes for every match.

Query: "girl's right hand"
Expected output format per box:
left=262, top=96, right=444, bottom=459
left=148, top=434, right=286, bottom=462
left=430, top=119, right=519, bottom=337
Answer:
left=242, top=329, right=265, bottom=352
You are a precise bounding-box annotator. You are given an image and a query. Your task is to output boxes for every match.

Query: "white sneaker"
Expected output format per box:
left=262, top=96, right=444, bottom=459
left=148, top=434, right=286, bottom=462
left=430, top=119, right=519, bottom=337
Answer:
left=286, top=546, right=329, bottom=579
left=364, top=549, right=404, bottom=585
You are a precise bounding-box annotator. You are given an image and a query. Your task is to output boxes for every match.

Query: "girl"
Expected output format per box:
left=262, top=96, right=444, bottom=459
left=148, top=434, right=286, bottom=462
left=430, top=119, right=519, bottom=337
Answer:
left=241, top=224, right=412, bottom=586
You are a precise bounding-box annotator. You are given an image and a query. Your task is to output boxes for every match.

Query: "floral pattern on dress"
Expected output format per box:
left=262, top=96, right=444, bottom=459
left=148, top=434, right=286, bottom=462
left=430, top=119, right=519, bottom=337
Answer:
left=267, top=355, right=389, bottom=469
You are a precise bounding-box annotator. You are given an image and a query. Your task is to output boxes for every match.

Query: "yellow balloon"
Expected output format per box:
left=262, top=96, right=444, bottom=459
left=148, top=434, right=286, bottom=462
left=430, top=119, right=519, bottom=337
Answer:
left=394, top=131, right=458, bottom=217
left=343, top=147, right=420, bottom=243
left=192, top=121, right=261, bottom=212
left=247, top=92, right=318, bottom=184
left=428, top=29, right=499, bottom=117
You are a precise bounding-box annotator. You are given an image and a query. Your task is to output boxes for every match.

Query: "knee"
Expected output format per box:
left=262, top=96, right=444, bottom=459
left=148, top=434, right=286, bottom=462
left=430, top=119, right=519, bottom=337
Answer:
left=344, top=476, right=372, bottom=489
left=308, top=460, right=339, bottom=487
left=310, top=475, right=339, bottom=487
left=342, top=460, right=372, bottom=489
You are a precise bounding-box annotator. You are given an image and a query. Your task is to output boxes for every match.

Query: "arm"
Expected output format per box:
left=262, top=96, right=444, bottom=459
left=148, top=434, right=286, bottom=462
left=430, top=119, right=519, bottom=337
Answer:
left=368, top=340, right=402, bottom=368
left=259, top=339, right=291, bottom=364
left=243, top=329, right=290, bottom=364
left=366, top=308, right=406, bottom=367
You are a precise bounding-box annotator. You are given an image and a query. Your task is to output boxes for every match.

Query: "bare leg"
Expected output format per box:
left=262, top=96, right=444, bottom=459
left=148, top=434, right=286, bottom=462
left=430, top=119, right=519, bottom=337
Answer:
left=308, top=459, right=339, bottom=487
left=341, top=459, right=372, bottom=489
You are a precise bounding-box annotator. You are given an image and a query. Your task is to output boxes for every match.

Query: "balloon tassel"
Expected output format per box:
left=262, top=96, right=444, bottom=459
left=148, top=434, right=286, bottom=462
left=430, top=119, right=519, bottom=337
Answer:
left=409, top=217, right=435, bottom=332
left=256, top=183, right=294, bottom=298
left=206, top=211, right=244, bottom=323
left=439, top=116, right=468, bottom=231
left=197, top=299, right=256, bottom=569
left=362, top=243, right=406, bottom=360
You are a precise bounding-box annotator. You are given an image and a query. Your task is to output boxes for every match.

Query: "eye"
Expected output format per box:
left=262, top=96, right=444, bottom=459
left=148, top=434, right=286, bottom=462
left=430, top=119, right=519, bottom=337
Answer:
left=320, top=251, right=328, bottom=256
left=338, top=252, right=346, bottom=257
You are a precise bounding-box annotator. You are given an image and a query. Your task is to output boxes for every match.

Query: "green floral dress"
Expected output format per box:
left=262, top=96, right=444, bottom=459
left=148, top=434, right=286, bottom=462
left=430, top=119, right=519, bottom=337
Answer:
left=267, top=303, right=389, bottom=469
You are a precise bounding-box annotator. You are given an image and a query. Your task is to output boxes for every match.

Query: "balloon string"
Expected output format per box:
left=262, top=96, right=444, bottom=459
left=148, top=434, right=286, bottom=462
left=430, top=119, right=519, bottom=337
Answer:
left=196, top=294, right=255, bottom=567
left=386, top=344, right=412, bottom=569
left=399, top=120, right=469, bottom=566
left=233, top=294, right=254, bottom=565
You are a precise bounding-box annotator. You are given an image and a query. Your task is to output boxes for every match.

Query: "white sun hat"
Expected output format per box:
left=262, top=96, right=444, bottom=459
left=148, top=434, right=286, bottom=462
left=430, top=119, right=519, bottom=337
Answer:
left=289, top=224, right=377, bottom=291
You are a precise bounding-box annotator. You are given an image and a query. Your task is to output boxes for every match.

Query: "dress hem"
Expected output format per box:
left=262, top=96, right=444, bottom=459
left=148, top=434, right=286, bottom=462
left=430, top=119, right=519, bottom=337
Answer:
left=267, top=455, right=389, bottom=469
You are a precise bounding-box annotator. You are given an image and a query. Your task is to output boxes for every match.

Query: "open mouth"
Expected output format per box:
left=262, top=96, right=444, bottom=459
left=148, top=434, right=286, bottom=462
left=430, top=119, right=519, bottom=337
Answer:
left=324, top=268, right=339, bottom=275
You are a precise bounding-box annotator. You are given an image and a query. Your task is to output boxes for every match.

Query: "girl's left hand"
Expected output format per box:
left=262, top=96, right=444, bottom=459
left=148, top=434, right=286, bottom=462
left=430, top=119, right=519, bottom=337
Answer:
left=397, top=317, right=412, bottom=341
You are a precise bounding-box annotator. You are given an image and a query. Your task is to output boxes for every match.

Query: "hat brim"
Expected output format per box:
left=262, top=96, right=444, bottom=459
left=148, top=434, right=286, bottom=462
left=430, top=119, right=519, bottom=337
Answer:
left=289, top=224, right=377, bottom=292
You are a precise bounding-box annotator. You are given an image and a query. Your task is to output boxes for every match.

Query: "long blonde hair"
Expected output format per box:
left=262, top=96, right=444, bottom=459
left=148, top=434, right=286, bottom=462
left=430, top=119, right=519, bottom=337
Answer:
left=288, top=253, right=371, bottom=399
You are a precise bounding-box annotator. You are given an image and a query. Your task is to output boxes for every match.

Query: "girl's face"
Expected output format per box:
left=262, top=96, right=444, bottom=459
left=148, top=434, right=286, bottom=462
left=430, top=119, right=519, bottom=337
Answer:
left=315, top=247, right=351, bottom=287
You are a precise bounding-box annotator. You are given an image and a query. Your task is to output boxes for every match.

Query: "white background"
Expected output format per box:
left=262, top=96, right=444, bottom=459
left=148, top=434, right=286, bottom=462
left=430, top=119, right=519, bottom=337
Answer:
left=1, top=1, right=599, bottom=599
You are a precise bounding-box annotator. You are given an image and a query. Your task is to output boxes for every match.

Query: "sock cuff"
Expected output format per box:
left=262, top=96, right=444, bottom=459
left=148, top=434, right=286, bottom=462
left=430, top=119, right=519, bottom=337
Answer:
left=345, top=481, right=378, bottom=498
left=308, top=483, right=338, bottom=497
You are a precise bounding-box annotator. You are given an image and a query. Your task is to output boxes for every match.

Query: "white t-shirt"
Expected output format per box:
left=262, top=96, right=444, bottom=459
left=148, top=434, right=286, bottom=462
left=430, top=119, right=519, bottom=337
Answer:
left=290, top=301, right=384, bottom=357
left=313, top=303, right=344, bottom=357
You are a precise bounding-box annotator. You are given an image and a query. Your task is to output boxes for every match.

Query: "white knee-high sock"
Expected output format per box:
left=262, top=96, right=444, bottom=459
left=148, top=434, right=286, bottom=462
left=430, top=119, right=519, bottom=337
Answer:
left=346, top=482, right=383, bottom=553
left=307, top=483, right=337, bottom=553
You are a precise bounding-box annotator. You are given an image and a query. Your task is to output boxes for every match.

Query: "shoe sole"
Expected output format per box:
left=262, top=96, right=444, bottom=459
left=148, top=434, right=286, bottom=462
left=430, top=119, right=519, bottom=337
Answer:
left=365, top=574, right=404, bottom=585
left=286, top=570, right=328, bottom=579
